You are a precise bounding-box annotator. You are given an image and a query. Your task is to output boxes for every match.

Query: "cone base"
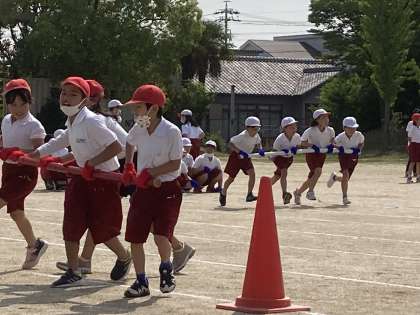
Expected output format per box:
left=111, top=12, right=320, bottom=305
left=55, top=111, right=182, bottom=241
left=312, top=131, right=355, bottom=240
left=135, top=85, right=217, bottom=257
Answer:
left=216, top=302, right=310, bottom=314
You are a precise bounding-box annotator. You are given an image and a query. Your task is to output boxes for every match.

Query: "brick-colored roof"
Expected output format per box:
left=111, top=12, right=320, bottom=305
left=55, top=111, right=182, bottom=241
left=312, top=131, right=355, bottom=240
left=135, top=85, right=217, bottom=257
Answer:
left=205, top=56, right=340, bottom=96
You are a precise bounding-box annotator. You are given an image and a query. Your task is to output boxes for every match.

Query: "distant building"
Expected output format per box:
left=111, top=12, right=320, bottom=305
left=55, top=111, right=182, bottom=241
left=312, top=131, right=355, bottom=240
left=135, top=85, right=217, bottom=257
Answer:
left=204, top=56, right=340, bottom=144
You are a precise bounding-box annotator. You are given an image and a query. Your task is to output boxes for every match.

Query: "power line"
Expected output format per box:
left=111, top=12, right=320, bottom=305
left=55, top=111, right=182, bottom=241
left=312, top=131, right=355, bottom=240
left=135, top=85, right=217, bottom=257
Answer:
left=213, top=0, right=240, bottom=48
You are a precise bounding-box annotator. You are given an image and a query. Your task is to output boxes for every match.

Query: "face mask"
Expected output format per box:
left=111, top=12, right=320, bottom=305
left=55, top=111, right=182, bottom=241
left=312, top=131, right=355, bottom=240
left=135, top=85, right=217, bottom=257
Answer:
left=180, top=116, right=186, bottom=124
left=117, top=116, right=122, bottom=123
left=60, top=99, right=86, bottom=117
left=134, top=107, right=154, bottom=128
left=204, top=153, right=214, bottom=159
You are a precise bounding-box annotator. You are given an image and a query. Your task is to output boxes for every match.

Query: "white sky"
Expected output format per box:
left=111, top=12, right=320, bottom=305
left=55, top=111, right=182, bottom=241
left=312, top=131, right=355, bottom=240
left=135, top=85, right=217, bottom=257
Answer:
left=197, top=0, right=313, bottom=47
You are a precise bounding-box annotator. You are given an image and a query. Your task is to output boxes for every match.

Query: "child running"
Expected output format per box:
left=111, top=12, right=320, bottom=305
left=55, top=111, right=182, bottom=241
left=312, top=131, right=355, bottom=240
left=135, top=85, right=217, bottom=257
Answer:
left=406, top=113, right=420, bottom=183
left=31, top=76, right=131, bottom=287
left=219, top=116, right=265, bottom=206
left=326, top=117, right=365, bottom=205
left=190, top=140, right=223, bottom=193
left=123, top=84, right=183, bottom=298
left=271, top=117, right=301, bottom=204
left=0, top=78, right=48, bottom=269
left=180, top=109, right=204, bottom=159
left=294, top=109, right=335, bottom=204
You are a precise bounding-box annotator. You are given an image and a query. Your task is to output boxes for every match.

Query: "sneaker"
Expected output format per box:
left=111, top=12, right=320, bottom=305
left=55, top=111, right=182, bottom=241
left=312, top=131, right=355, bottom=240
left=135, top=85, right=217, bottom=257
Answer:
left=51, top=269, right=84, bottom=288
left=343, top=197, right=351, bottom=205
left=306, top=191, right=316, bottom=201
left=246, top=192, right=258, bottom=202
left=293, top=190, right=301, bottom=205
left=124, top=279, right=150, bottom=298
left=417, top=177, right=420, bottom=183
left=22, top=239, right=48, bottom=270
left=110, top=249, right=132, bottom=281
left=283, top=192, right=292, bottom=205
left=172, top=242, right=196, bottom=273
left=45, top=181, right=54, bottom=191
left=56, top=257, right=92, bottom=274
left=219, top=192, right=227, bottom=206
left=327, top=172, right=337, bottom=188
left=159, top=263, right=176, bottom=293
left=407, top=177, right=413, bottom=184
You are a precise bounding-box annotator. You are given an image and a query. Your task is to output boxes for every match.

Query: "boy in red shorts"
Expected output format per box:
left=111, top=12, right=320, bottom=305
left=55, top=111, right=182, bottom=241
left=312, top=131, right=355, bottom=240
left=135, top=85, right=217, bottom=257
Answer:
left=123, top=84, right=183, bottom=298
left=327, top=117, right=364, bottom=205
left=0, top=78, right=48, bottom=269
left=31, top=76, right=131, bottom=287
left=219, top=116, right=265, bottom=206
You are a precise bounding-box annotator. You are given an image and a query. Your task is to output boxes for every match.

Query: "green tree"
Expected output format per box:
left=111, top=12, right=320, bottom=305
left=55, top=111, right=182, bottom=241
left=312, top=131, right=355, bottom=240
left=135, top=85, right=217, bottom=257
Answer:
left=181, top=20, right=231, bottom=84
left=361, top=0, right=419, bottom=148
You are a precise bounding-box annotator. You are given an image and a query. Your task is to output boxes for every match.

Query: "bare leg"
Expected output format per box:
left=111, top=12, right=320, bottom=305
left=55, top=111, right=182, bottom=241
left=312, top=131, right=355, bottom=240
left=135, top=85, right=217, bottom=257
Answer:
left=65, top=240, right=80, bottom=271
left=247, top=169, right=256, bottom=194
left=171, top=235, right=183, bottom=251
left=341, top=170, right=350, bottom=197
left=80, top=230, right=96, bottom=260
left=308, top=168, right=322, bottom=192
left=280, top=169, right=288, bottom=194
left=271, top=174, right=280, bottom=185
left=104, top=237, right=130, bottom=260
left=10, top=210, right=37, bottom=248
left=131, top=243, right=145, bottom=274
left=407, top=162, right=415, bottom=178
left=222, top=176, right=234, bottom=195
left=153, top=235, right=172, bottom=262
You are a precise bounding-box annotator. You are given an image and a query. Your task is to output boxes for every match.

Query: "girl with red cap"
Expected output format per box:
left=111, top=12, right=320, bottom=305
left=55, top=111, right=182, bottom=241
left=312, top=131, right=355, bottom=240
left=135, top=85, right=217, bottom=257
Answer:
left=30, top=76, right=131, bottom=287
left=123, top=84, right=185, bottom=297
left=0, top=78, right=48, bottom=270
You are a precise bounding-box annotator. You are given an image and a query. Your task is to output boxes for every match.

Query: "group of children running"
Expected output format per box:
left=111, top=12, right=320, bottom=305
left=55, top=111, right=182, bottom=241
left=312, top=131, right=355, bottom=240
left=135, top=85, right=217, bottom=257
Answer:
left=11, top=75, right=420, bottom=298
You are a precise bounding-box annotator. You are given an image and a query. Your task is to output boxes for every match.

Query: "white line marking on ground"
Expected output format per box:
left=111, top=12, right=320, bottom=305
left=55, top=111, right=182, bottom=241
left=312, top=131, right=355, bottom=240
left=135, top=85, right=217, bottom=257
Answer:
left=2, top=236, right=420, bottom=292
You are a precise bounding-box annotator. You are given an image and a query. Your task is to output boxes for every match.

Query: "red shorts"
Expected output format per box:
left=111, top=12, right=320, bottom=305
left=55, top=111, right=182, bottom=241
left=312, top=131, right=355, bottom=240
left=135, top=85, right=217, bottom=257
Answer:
left=40, top=168, right=68, bottom=182
left=64, top=175, right=122, bottom=244
left=192, top=168, right=221, bottom=186
left=0, top=163, right=38, bottom=213
left=273, top=156, right=293, bottom=176
left=306, top=153, right=327, bottom=178
left=339, top=154, right=359, bottom=178
left=190, top=138, right=201, bottom=159
left=125, top=180, right=182, bottom=243
left=409, top=143, right=420, bottom=162
left=224, top=152, right=254, bottom=178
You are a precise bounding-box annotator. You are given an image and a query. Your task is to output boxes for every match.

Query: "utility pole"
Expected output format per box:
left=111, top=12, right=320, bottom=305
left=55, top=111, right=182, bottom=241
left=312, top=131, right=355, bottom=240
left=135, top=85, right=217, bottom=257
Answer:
left=214, top=1, right=240, bottom=48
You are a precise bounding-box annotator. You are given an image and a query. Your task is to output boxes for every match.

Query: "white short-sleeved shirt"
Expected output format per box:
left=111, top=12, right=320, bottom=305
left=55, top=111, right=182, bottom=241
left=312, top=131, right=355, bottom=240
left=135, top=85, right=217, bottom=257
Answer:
left=193, top=154, right=222, bottom=171
left=301, top=126, right=335, bottom=148
left=408, top=125, right=420, bottom=143
left=181, top=123, right=204, bottom=139
left=273, top=133, right=301, bottom=156
left=180, top=160, right=188, bottom=175
left=104, top=116, right=127, bottom=159
left=406, top=121, right=414, bottom=134
left=52, top=148, right=69, bottom=158
left=230, top=130, right=262, bottom=154
left=335, top=131, right=365, bottom=149
left=1, top=113, right=46, bottom=151
left=182, top=153, right=194, bottom=169
left=127, top=118, right=183, bottom=182
left=38, top=107, right=119, bottom=172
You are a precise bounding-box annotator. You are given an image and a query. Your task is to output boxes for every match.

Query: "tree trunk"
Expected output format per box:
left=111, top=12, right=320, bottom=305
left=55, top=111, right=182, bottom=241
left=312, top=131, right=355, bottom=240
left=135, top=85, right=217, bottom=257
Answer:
left=382, top=101, right=390, bottom=150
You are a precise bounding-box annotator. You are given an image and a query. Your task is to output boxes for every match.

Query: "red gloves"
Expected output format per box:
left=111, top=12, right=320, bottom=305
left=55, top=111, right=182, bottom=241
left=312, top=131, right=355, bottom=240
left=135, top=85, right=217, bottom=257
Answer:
left=122, top=162, right=137, bottom=186
left=135, top=168, right=153, bottom=188
left=7, top=150, right=26, bottom=162
left=40, top=156, right=62, bottom=167
left=81, top=161, right=95, bottom=181
left=0, top=147, right=19, bottom=161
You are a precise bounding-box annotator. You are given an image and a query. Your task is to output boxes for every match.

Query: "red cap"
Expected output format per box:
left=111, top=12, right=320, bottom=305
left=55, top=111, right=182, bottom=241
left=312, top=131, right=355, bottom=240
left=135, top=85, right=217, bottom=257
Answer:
left=86, top=79, right=104, bottom=98
left=125, top=84, right=166, bottom=107
left=412, top=113, right=420, bottom=121
left=61, top=76, right=90, bottom=97
left=3, top=79, right=31, bottom=95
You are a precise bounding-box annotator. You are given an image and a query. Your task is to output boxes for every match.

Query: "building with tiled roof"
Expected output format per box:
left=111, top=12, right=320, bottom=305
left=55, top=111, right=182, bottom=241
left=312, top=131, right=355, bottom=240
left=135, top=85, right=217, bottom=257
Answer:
left=204, top=56, right=340, bottom=141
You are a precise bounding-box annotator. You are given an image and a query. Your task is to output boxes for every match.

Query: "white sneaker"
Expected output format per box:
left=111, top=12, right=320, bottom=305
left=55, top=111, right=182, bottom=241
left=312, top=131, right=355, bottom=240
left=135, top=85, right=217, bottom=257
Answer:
left=327, top=172, right=337, bottom=188
left=343, top=197, right=351, bottom=205
left=306, top=191, right=316, bottom=201
left=293, top=190, right=301, bottom=205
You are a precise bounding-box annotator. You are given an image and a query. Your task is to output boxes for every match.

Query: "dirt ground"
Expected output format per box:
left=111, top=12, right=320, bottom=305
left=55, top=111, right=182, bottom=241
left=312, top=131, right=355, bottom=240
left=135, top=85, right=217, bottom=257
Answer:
left=0, top=157, right=419, bottom=315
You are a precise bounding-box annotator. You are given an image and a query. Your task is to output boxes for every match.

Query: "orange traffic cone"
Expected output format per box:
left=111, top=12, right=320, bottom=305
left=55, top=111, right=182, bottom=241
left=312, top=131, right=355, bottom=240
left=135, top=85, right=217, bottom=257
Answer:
left=216, top=176, right=310, bottom=313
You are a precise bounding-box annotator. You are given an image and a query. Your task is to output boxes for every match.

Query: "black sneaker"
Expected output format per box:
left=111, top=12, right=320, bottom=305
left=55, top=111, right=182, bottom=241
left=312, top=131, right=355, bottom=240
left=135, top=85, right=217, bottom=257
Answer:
left=45, top=181, right=54, bottom=191
left=219, top=192, right=226, bottom=206
left=246, top=192, right=258, bottom=202
left=110, top=250, right=132, bottom=281
left=124, top=279, right=150, bottom=298
left=159, top=264, right=176, bottom=293
left=51, top=269, right=84, bottom=288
